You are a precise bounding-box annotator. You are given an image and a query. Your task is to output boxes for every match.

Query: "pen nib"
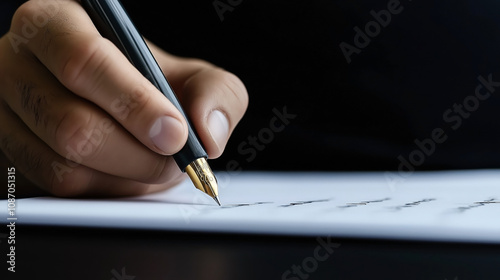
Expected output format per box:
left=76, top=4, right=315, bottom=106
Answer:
left=185, top=157, right=221, bottom=206
left=213, top=196, right=221, bottom=206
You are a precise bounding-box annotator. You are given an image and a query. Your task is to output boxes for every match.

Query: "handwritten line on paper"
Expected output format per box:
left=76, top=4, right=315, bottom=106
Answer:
left=456, top=198, right=500, bottom=213
left=338, top=198, right=391, bottom=209
left=220, top=202, right=272, bottom=209
left=391, top=198, right=437, bottom=211
left=280, top=199, right=331, bottom=208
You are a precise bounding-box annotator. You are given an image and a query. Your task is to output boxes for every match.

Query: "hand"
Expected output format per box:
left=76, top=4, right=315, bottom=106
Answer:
left=0, top=0, right=248, bottom=197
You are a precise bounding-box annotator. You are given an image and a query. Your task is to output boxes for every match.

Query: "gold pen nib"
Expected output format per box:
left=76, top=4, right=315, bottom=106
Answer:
left=185, top=158, right=220, bottom=206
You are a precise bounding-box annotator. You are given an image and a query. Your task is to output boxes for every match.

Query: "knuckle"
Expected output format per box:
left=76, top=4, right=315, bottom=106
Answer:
left=10, top=0, right=60, bottom=42
left=58, top=37, right=108, bottom=94
left=130, top=82, right=154, bottom=107
left=54, top=109, right=108, bottom=163
left=111, top=82, right=152, bottom=121
left=54, top=109, right=89, bottom=151
left=218, top=70, right=249, bottom=112
left=11, top=2, right=39, bottom=30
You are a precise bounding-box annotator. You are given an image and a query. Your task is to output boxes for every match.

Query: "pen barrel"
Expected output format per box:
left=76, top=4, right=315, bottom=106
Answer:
left=81, top=0, right=207, bottom=171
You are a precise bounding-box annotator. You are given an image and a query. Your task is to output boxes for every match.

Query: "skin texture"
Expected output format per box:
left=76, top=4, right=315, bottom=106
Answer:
left=0, top=0, right=248, bottom=198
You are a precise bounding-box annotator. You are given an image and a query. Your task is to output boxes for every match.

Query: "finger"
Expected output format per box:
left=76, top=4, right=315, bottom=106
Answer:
left=10, top=0, right=187, bottom=156
left=148, top=45, right=249, bottom=158
left=182, top=68, right=249, bottom=158
left=0, top=36, right=178, bottom=184
left=0, top=100, right=93, bottom=197
left=81, top=169, right=186, bottom=197
left=0, top=100, right=185, bottom=197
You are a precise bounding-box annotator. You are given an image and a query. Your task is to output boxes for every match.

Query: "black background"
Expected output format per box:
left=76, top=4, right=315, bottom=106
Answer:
left=2, top=0, right=500, bottom=172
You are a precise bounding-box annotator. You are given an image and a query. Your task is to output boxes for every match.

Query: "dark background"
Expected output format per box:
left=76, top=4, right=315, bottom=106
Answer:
left=2, top=0, right=500, bottom=172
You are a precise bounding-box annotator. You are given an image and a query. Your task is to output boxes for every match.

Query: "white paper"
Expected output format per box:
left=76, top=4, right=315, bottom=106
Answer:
left=2, top=170, right=500, bottom=243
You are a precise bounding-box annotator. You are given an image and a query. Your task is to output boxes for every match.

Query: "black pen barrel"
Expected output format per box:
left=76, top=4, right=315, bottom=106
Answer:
left=81, top=0, right=207, bottom=171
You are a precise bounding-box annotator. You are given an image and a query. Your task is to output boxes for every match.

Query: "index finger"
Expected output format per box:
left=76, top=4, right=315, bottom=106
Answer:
left=13, top=0, right=187, bottom=156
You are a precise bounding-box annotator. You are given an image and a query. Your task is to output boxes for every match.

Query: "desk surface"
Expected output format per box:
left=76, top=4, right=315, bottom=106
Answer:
left=3, top=225, right=499, bottom=280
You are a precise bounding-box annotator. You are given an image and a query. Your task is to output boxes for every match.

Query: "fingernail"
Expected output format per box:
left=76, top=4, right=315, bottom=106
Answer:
left=149, top=116, right=185, bottom=155
left=208, top=110, right=229, bottom=151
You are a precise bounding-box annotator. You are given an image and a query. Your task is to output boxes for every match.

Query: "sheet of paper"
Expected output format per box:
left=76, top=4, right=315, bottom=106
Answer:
left=2, top=170, right=500, bottom=243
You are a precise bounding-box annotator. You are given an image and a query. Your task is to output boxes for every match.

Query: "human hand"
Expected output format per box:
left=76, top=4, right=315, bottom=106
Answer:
left=0, top=0, right=248, bottom=197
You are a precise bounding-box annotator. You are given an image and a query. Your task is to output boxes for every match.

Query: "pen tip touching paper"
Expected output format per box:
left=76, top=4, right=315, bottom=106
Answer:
left=214, top=196, right=221, bottom=206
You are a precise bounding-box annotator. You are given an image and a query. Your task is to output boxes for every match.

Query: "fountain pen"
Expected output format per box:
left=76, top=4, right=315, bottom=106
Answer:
left=81, top=0, right=220, bottom=205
